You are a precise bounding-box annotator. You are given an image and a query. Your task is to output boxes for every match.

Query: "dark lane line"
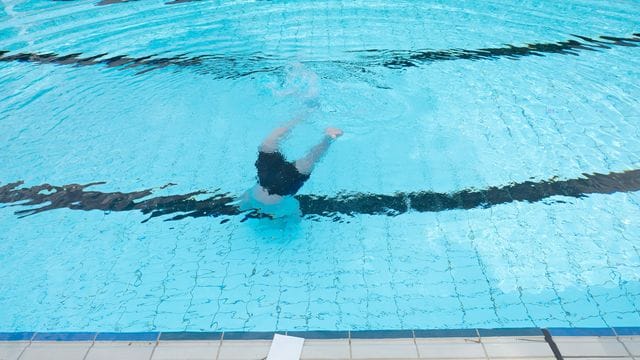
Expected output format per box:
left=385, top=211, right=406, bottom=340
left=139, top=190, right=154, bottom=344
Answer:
left=53, top=0, right=192, bottom=5
left=1, top=169, right=639, bottom=222
left=363, top=33, right=640, bottom=68
left=57, top=0, right=202, bottom=5
left=0, top=49, right=280, bottom=79
left=94, top=0, right=203, bottom=5
left=96, top=0, right=140, bottom=5
left=0, top=33, right=638, bottom=78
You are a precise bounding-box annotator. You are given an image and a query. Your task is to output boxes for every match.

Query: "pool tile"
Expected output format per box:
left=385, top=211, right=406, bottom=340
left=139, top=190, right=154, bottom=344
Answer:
left=350, top=330, right=414, bottom=339
left=20, top=342, right=92, bottom=360
left=614, top=327, right=640, bottom=336
left=547, top=327, right=615, bottom=336
left=414, top=329, right=478, bottom=338
left=478, top=327, right=542, bottom=337
left=222, top=331, right=279, bottom=340
left=619, top=337, right=640, bottom=356
left=0, top=341, right=29, bottom=360
left=95, top=332, right=159, bottom=341
left=481, top=336, right=546, bottom=342
left=350, top=338, right=418, bottom=359
left=217, top=340, right=271, bottom=360
left=85, top=341, right=157, bottom=360
left=152, top=340, right=220, bottom=360
left=415, top=339, right=485, bottom=359
left=553, top=336, right=628, bottom=357
left=287, top=330, right=349, bottom=339
left=300, top=339, right=350, bottom=359
left=0, top=332, right=34, bottom=341
left=482, top=337, right=553, bottom=358
left=570, top=358, right=632, bottom=360
left=159, top=332, right=222, bottom=340
left=33, top=332, right=97, bottom=341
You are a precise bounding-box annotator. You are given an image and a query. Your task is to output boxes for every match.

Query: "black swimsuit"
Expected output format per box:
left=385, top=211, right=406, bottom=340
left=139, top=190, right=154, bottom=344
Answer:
left=255, top=151, right=310, bottom=196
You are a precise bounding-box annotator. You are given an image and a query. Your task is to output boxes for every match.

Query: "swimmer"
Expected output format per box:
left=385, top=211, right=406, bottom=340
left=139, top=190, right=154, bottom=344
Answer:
left=240, top=112, right=342, bottom=215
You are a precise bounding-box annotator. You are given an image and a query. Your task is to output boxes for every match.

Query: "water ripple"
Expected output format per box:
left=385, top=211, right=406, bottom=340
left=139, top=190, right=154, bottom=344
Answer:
left=2, top=0, right=638, bottom=59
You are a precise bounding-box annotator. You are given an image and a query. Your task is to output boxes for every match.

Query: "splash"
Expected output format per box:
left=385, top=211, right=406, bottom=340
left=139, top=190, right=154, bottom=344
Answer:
left=270, top=62, right=320, bottom=108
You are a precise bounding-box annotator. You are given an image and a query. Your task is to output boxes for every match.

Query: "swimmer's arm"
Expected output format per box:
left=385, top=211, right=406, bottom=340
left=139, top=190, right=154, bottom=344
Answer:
left=294, top=127, right=343, bottom=174
left=294, top=137, right=331, bottom=175
left=259, top=111, right=308, bottom=153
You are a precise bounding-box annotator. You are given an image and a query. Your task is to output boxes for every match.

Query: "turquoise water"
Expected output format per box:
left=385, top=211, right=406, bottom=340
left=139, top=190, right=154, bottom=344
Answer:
left=1, top=0, right=640, bottom=331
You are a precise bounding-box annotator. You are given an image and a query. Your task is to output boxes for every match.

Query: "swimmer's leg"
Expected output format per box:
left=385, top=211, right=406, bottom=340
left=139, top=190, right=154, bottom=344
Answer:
left=294, top=127, right=343, bottom=175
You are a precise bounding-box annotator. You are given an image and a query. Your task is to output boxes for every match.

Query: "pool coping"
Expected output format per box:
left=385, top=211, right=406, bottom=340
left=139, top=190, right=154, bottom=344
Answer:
left=1, top=327, right=638, bottom=341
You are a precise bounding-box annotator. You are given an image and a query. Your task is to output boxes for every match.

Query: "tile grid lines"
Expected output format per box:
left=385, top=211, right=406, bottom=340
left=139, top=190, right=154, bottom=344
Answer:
left=345, top=329, right=421, bottom=360
left=612, top=327, right=636, bottom=360
left=476, top=328, right=491, bottom=360
left=145, top=333, right=161, bottom=360
left=14, top=333, right=36, bottom=360
left=15, top=334, right=36, bottom=360
left=7, top=329, right=640, bottom=360
left=411, top=330, right=421, bottom=360
left=12, top=333, right=163, bottom=360
left=5, top=327, right=640, bottom=341
left=78, top=333, right=97, bottom=360
left=214, top=331, right=224, bottom=360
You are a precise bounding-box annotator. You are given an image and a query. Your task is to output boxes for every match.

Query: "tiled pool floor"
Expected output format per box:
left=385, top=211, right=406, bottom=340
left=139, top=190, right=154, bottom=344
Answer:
left=3, top=332, right=640, bottom=360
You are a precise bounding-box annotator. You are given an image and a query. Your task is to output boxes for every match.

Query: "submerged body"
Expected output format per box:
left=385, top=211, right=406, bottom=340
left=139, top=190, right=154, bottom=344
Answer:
left=240, top=112, right=343, bottom=217
left=255, top=150, right=310, bottom=197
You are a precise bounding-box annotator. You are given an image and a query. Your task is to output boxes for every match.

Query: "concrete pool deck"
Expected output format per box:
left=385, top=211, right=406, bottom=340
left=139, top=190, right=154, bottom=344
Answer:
left=2, top=328, right=640, bottom=360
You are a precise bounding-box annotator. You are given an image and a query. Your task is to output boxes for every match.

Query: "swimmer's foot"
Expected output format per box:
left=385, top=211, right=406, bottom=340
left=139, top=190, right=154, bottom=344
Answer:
left=325, top=127, right=343, bottom=139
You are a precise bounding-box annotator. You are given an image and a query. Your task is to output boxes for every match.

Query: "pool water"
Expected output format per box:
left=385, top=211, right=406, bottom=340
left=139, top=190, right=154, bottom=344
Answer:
left=1, top=0, right=640, bottom=332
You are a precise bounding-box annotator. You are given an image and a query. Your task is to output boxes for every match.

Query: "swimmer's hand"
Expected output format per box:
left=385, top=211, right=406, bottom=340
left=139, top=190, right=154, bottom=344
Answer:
left=325, top=127, right=343, bottom=139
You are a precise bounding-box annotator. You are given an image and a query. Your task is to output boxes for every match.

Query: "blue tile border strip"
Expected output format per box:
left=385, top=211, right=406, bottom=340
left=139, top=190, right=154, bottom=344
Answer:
left=548, top=327, right=615, bottom=337
left=159, top=332, right=222, bottom=341
left=286, top=331, right=349, bottom=339
left=34, top=332, right=97, bottom=341
left=479, top=328, right=543, bottom=337
left=0, top=332, right=34, bottom=341
left=95, top=332, right=160, bottom=341
left=414, top=329, right=478, bottom=338
left=1, top=327, right=639, bottom=341
left=222, top=331, right=284, bottom=340
left=350, top=330, right=414, bottom=339
left=614, top=327, right=640, bottom=336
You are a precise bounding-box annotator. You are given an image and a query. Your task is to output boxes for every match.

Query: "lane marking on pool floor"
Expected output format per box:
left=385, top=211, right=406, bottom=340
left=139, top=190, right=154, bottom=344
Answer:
left=1, top=168, right=639, bottom=222
left=0, top=33, right=638, bottom=77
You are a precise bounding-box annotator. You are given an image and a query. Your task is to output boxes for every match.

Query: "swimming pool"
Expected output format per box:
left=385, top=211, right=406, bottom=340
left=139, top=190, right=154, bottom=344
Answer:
left=1, top=0, right=639, bottom=332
